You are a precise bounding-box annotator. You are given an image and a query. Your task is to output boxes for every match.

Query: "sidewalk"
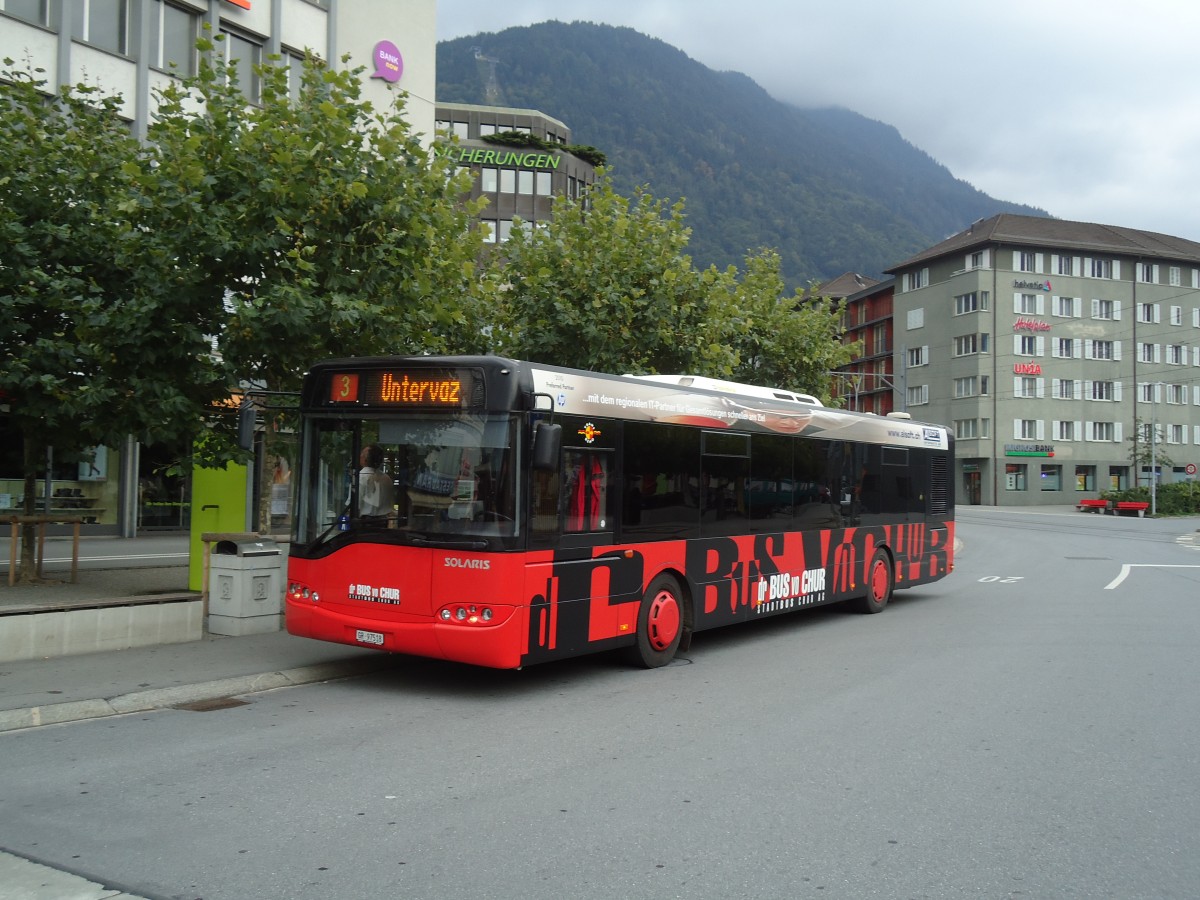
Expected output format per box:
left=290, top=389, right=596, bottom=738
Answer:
left=0, top=535, right=402, bottom=734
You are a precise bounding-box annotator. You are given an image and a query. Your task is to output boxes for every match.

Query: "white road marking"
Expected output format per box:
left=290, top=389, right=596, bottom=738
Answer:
left=1106, top=564, right=1200, bottom=590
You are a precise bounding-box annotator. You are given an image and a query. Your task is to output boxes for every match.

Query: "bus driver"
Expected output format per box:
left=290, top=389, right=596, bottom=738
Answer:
left=358, top=444, right=394, bottom=518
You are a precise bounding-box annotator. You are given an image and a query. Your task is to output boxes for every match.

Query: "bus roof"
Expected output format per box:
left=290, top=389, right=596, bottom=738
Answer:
left=623, top=374, right=823, bottom=407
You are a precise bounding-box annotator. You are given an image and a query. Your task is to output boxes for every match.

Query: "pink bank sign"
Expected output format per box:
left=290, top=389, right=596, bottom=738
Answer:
left=372, top=41, right=403, bottom=83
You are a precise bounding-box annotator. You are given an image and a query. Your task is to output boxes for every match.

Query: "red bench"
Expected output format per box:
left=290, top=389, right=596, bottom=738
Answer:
left=1114, top=501, right=1149, bottom=517
left=1077, top=499, right=1108, bottom=513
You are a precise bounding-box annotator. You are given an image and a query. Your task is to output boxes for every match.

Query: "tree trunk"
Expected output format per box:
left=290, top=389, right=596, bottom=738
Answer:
left=18, top=438, right=39, bottom=584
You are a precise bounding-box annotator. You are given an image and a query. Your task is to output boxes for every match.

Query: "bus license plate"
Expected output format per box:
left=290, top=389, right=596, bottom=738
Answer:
left=355, top=629, right=385, bottom=646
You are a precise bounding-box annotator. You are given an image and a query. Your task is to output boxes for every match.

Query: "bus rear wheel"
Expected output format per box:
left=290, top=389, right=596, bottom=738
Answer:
left=628, top=574, right=684, bottom=668
left=859, top=549, right=893, bottom=614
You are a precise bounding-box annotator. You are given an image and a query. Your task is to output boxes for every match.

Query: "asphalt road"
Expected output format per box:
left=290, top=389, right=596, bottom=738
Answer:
left=2, top=508, right=1200, bottom=899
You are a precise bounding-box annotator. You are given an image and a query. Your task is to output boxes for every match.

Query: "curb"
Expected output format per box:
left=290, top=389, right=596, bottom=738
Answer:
left=0, top=656, right=399, bottom=734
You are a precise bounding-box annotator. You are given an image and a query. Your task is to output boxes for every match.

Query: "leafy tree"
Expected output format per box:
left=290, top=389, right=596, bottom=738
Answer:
left=494, top=172, right=735, bottom=376
left=493, top=173, right=852, bottom=400
left=1, top=63, right=231, bottom=580
left=718, top=250, right=858, bottom=402
left=1127, top=417, right=1174, bottom=481
left=2, top=46, right=490, bottom=580
left=147, top=39, right=491, bottom=397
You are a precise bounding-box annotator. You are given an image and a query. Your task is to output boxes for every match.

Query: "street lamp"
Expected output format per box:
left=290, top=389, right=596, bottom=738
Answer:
left=1150, top=382, right=1163, bottom=517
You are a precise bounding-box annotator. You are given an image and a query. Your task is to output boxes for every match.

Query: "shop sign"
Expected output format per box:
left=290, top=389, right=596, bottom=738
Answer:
left=1013, top=278, right=1051, bottom=291
left=1013, top=362, right=1043, bottom=375
left=1005, top=443, right=1055, bottom=457
left=1014, top=317, right=1051, bottom=332
left=435, top=143, right=563, bottom=170
left=371, top=40, right=403, bottom=83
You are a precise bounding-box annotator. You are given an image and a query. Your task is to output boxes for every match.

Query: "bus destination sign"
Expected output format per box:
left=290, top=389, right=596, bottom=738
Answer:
left=326, top=370, right=468, bottom=408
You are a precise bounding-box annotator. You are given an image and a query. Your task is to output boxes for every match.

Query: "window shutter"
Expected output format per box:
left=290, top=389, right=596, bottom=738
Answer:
left=1074, top=380, right=1083, bottom=400
left=1035, top=253, right=1044, bottom=273
left=1113, top=341, right=1122, bottom=361
left=1084, top=421, right=1094, bottom=442
left=1091, top=298, right=1099, bottom=318
left=1072, top=297, right=1081, bottom=317
left=1036, top=420, right=1045, bottom=440
left=1037, top=336, right=1045, bottom=356
left=1112, top=260, right=1121, bottom=280
left=1036, top=378, right=1045, bottom=398
left=1113, top=381, right=1122, bottom=402
left=1073, top=338, right=1083, bottom=359
left=1074, top=420, right=1083, bottom=439
left=1051, top=378, right=1061, bottom=396
left=1113, top=301, right=1122, bottom=320
left=1114, top=422, right=1123, bottom=443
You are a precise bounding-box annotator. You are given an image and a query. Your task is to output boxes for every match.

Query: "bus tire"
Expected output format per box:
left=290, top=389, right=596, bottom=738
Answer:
left=628, top=574, right=684, bottom=668
left=859, top=548, right=893, bottom=614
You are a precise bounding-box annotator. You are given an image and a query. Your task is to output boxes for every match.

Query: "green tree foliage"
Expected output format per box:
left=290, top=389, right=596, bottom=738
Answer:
left=493, top=174, right=850, bottom=400
left=494, top=173, right=734, bottom=376
left=719, top=250, right=858, bottom=402
left=1, top=47, right=488, bottom=579
left=0, top=65, right=226, bottom=489
left=148, top=39, right=490, bottom=394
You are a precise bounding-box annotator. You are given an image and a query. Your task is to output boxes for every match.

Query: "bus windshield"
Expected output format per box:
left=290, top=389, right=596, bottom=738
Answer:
left=295, top=412, right=520, bottom=546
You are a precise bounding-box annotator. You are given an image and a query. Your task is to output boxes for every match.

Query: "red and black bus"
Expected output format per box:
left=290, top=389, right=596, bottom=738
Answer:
left=285, top=356, right=955, bottom=668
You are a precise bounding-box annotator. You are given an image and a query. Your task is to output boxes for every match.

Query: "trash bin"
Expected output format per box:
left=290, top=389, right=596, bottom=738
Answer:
left=207, top=536, right=283, bottom=636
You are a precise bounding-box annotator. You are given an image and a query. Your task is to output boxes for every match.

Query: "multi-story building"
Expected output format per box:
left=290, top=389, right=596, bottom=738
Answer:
left=434, top=102, right=597, bottom=245
left=887, top=214, right=1200, bottom=506
left=826, top=275, right=903, bottom=417
left=0, top=0, right=435, bottom=534
left=0, top=1, right=435, bottom=140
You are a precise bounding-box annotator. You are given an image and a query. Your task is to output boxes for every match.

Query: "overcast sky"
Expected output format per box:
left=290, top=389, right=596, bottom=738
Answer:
left=436, top=0, right=1200, bottom=243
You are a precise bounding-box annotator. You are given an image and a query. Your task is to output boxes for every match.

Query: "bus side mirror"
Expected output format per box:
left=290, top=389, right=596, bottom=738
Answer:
left=532, top=422, right=561, bottom=472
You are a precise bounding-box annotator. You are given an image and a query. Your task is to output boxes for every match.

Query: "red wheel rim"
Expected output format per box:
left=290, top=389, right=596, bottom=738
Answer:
left=870, top=558, right=890, bottom=602
left=647, top=589, right=681, bottom=650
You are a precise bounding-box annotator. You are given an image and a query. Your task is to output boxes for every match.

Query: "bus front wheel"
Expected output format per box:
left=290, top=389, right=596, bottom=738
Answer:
left=859, top=549, right=893, bottom=614
left=628, top=574, right=684, bottom=668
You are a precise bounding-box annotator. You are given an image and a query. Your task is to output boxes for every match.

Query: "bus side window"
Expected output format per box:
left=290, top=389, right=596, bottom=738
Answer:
left=565, top=450, right=610, bottom=532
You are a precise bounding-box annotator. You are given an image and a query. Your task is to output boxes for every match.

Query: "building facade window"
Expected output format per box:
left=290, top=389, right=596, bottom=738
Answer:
left=1138, top=302, right=1160, bottom=323
left=223, top=30, right=263, bottom=103
left=1089, top=258, right=1113, bottom=279
left=953, top=333, right=988, bottom=356
left=953, top=376, right=977, bottom=398
left=3, top=0, right=50, bottom=26
left=1052, top=295, right=1081, bottom=317
left=1057, top=255, right=1075, bottom=276
left=1090, top=381, right=1116, bottom=401
left=1092, top=298, right=1118, bottom=320
left=1017, top=252, right=1036, bottom=273
left=1016, top=419, right=1040, bottom=440
left=907, top=385, right=929, bottom=406
left=954, top=291, right=987, bottom=315
left=1053, top=338, right=1078, bottom=359
left=152, top=0, right=200, bottom=75
left=1088, top=340, right=1116, bottom=360
left=907, top=346, right=928, bottom=368
left=73, top=0, right=129, bottom=55
left=954, top=419, right=978, bottom=439
left=1055, top=421, right=1076, bottom=441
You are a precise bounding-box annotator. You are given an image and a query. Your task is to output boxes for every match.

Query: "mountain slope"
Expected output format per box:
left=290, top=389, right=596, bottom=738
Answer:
left=437, top=21, right=1046, bottom=285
